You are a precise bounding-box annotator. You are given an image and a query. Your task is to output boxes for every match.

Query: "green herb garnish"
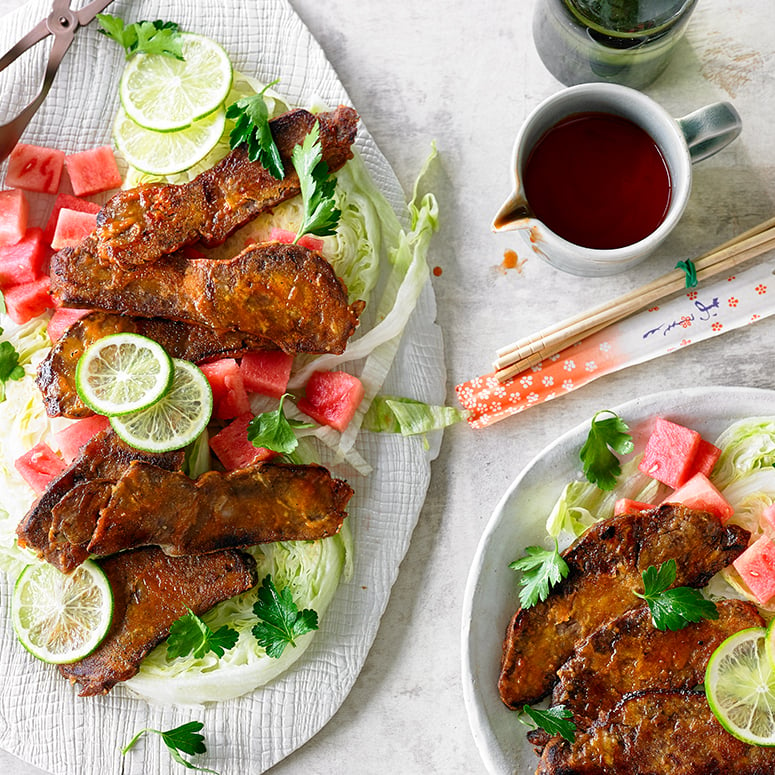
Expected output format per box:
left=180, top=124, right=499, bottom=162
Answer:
left=509, top=539, right=569, bottom=609
left=246, top=393, right=313, bottom=458
left=518, top=705, right=576, bottom=743
left=251, top=574, right=319, bottom=658
left=226, top=81, right=284, bottom=179
left=0, top=334, right=25, bottom=402
left=636, top=559, right=719, bottom=631
left=676, top=258, right=698, bottom=289
left=122, top=721, right=219, bottom=773
left=166, top=609, right=239, bottom=660
left=579, top=410, right=634, bottom=490
left=97, top=14, right=184, bottom=59
left=291, top=122, right=341, bottom=243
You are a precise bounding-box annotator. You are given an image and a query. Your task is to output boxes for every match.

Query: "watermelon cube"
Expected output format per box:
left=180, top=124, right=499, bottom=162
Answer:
left=50, top=208, right=98, bottom=250
left=209, top=412, right=278, bottom=471
left=53, top=415, right=110, bottom=464
left=0, top=228, right=50, bottom=288
left=64, top=145, right=122, bottom=196
left=297, top=370, right=365, bottom=432
left=43, top=193, right=101, bottom=245
left=6, top=143, right=65, bottom=194
left=269, top=227, right=325, bottom=252
left=46, top=307, right=91, bottom=343
left=14, top=442, right=66, bottom=494
left=733, top=535, right=775, bottom=605
left=239, top=351, right=294, bottom=399
left=3, top=276, right=52, bottom=323
left=0, top=189, right=29, bottom=246
left=638, top=417, right=702, bottom=488
left=689, top=438, right=722, bottom=479
left=762, top=504, right=775, bottom=534
left=200, top=358, right=251, bottom=419
left=613, top=498, right=656, bottom=517
left=663, top=472, right=734, bottom=523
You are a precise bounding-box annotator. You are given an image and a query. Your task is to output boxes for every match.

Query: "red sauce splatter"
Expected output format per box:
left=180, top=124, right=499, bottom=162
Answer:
left=432, top=266, right=443, bottom=276
left=496, top=249, right=527, bottom=275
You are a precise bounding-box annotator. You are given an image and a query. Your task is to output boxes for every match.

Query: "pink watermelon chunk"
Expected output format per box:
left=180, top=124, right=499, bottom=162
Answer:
left=47, top=307, right=92, bottom=343
left=53, top=415, right=110, bottom=464
left=0, top=189, right=29, bottom=246
left=200, top=358, right=251, bottom=420
left=638, top=417, right=702, bottom=488
left=44, top=193, right=101, bottom=245
left=0, top=228, right=51, bottom=288
left=64, top=145, right=122, bottom=196
left=3, top=276, right=52, bottom=323
left=14, top=442, right=66, bottom=494
left=662, top=471, right=734, bottom=523
left=269, top=227, right=325, bottom=252
left=613, top=498, right=656, bottom=517
left=689, top=438, right=722, bottom=479
left=6, top=143, right=65, bottom=194
left=297, top=370, right=365, bottom=432
left=50, top=208, right=98, bottom=250
left=733, top=535, right=775, bottom=605
left=762, top=504, right=775, bottom=534
left=209, top=412, right=278, bottom=471
left=239, top=351, right=294, bottom=399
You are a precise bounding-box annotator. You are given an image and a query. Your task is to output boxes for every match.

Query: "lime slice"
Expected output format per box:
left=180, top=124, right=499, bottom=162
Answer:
left=119, top=33, right=233, bottom=131
left=110, top=358, right=213, bottom=453
left=114, top=105, right=226, bottom=176
left=12, top=560, right=113, bottom=664
left=705, top=626, right=775, bottom=745
left=75, top=332, right=174, bottom=416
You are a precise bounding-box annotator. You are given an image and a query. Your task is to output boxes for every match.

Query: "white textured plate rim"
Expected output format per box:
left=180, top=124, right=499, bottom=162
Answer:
left=461, top=385, right=775, bottom=775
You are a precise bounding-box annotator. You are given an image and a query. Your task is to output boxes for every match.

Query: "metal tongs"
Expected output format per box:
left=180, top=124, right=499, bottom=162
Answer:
left=0, top=0, right=114, bottom=163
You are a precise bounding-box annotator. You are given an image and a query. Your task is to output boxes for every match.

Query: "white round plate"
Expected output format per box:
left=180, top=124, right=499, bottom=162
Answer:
left=461, top=386, right=775, bottom=775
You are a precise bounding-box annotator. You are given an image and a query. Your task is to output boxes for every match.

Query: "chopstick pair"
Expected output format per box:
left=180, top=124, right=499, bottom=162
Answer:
left=493, top=217, right=775, bottom=383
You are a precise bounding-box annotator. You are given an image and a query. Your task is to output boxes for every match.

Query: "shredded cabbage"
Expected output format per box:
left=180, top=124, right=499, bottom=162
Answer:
left=363, top=395, right=467, bottom=438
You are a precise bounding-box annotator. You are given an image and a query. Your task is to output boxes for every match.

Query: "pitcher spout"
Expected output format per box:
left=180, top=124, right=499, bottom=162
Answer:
left=492, top=190, right=532, bottom=232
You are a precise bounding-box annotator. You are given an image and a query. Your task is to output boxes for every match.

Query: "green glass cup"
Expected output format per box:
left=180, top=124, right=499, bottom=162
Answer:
left=533, top=0, right=699, bottom=89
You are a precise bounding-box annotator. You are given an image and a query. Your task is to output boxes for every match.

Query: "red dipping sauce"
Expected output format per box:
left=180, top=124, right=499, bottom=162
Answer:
left=523, top=112, right=672, bottom=250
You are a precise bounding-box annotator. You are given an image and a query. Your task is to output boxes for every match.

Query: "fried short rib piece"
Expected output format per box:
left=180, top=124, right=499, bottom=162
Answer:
left=50, top=240, right=364, bottom=354
left=552, top=598, right=763, bottom=729
left=59, top=546, right=257, bottom=695
left=498, top=505, right=750, bottom=709
left=51, top=461, right=353, bottom=560
left=535, top=690, right=775, bottom=775
left=16, top=429, right=184, bottom=574
left=93, top=106, right=358, bottom=269
left=36, top=310, right=273, bottom=418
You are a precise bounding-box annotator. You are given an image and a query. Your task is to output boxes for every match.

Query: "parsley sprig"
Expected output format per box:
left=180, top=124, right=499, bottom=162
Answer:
left=518, top=705, right=576, bottom=743
left=291, top=122, right=341, bottom=243
left=122, top=721, right=219, bottom=774
left=97, top=14, right=184, bottom=59
left=636, top=559, right=719, bottom=631
left=0, top=332, right=24, bottom=402
left=166, top=609, right=239, bottom=660
left=226, top=82, right=284, bottom=179
left=252, top=575, right=319, bottom=658
left=246, top=393, right=313, bottom=459
left=579, top=410, right=634, bottom=490
left=509, top=539, right=569, bottom=609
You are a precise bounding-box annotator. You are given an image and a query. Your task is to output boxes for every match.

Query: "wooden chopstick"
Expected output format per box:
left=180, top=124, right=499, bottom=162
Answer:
left=493, top=218, right=775, bottom=383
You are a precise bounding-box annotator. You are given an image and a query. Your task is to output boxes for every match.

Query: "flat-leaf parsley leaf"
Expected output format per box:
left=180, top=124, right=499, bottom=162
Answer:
left=635, top=559, right=719, bottom=631
left=579, top=410, right=634, bottom=490
left=166, top=609, right=239, bottom=660
left=252, top=574, right=319, bottom=658
left=246, top=393, right=313, bottom=458
left=509, top=539, right=569, bottom=609
left=226, top=81, right=284, bottom=179
left=0, top=334, right=25, bottom=402
left=518, top=705, right=576, bottom=743
left=122, top=721, right=219, bottom=774
left=97, top=14, right=184, bottom=59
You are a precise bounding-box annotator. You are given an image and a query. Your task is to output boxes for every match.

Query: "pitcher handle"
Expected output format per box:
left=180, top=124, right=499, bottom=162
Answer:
left=676, top=102, right=742, bottom=163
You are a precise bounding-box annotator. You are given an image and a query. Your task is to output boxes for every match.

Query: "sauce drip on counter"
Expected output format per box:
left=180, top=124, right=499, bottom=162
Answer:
left=523, top=111, right=672, bottom=250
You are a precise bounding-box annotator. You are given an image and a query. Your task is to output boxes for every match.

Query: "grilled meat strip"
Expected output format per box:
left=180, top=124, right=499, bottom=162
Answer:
left=37, top=310, right=273, bottom=418
left=552, top=598, right=763, bottom=729
left=498, top=504, right=750, bottom=709
left=50, top=240, right=364, bottom=354
left=59, top=546, right=257, bottom=696
left=93, top=106, right=358, bottom=269
left=536, top=689, right=775, bottom=775
left=15, top=429, right=183, bottom=574
left=51, top=460, right=353, bottom=561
